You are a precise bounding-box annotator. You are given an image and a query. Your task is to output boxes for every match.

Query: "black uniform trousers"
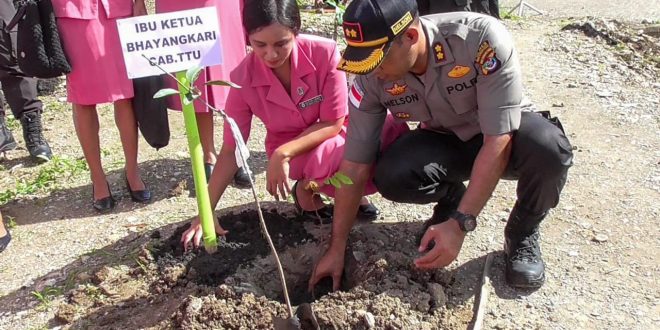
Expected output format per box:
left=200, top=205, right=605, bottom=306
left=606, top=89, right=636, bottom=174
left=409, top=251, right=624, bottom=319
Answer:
left=374, top=111, right=573, bottom=215
left=0, top=20, right=42, bottom=119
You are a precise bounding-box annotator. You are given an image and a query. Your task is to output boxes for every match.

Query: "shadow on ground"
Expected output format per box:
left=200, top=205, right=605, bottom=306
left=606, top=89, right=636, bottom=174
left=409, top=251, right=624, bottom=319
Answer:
left=2, top=152, right=268, bottom=224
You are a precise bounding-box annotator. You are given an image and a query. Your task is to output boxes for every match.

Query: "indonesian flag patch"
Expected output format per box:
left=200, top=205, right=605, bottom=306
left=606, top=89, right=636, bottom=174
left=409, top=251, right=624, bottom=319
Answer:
left=348, top=82, right=364, bottom=108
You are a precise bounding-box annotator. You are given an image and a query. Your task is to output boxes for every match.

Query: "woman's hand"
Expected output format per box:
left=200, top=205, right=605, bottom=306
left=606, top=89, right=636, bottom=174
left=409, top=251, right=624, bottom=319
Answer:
left=266, top=151, right=291, bottom=201
left=133, top=0, right=147, bottom=17
left=181, top=216, right=228, bottom=252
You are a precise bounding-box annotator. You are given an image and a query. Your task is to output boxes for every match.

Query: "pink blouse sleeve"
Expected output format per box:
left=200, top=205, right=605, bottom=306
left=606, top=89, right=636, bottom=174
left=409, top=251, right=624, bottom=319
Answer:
left=222, top=87, right=253, bottom=150
left=318, top=44, right=348, bottom=122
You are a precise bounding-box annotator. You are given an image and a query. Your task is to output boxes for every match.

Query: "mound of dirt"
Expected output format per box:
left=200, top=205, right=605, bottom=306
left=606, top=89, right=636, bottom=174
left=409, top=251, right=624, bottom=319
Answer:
left=55, top=210, right=472, bottom=329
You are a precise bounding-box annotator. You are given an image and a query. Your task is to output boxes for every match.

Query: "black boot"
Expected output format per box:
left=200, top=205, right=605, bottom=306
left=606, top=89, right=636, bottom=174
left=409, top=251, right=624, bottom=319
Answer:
left=504, top=204, right=548, bottom=288
left=0, top=115, right=17, bottom=153
left=20, top=111, right=52, bottom=162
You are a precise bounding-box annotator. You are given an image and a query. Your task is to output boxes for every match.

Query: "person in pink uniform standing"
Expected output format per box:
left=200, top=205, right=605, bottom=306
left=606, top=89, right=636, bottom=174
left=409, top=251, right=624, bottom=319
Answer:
left=180, top=0, right=409, bottom=249
left=52, top=0, right=151, bottom=212
left=155, top=0, right=251, bottom=186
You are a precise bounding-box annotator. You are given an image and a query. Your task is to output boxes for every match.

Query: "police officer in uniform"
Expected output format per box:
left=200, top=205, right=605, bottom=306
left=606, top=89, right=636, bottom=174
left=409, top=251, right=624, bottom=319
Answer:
left=0, top=0, right=53, bottom=161
left=309, top=0, right=573, bottom=290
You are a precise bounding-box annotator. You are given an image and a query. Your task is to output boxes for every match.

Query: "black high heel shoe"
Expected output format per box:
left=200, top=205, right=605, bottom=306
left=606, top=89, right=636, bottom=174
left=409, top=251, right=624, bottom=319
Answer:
left=291, top=181, right=333, bottom=224
left=357, top=203, right=380, bottom=221
left=125, top=175, right=152, bottom=203
left=92, top=182, right=116, bottom=213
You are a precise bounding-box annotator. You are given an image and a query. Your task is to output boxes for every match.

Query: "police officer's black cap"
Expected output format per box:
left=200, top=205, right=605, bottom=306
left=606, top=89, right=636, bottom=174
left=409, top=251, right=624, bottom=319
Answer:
left=338, top=0, right=418, bottom=75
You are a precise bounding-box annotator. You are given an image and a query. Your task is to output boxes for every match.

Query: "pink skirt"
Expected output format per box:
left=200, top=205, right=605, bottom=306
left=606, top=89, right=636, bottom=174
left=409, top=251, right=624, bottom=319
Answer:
left=57, top=9, right=133, bottom=105
left=288, top=114, right=410, bottom=197
left=157, top=0, right=247, bottom=112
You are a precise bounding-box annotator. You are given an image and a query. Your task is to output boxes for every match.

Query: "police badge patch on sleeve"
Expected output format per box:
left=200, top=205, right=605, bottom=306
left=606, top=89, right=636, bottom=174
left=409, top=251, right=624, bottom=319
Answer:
left=349, top=82, right=364, bottom=108
left=475, top=41, right=501, bottom=76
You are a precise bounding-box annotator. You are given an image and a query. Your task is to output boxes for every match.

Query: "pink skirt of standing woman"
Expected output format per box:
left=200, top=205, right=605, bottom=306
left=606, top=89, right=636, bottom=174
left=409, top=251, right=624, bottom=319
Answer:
left=156, top=0, right=251, bottom=184
left=52, top=0, right=152, bottom=213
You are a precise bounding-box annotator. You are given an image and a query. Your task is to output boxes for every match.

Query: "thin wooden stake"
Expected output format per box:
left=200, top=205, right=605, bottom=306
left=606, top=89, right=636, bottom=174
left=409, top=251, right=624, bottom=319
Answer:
left=473, top=253, right=494, bottom=330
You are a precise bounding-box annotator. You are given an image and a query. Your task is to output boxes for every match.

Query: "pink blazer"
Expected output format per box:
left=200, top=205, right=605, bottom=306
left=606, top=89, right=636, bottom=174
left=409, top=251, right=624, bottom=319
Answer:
left=223, top=34, right=348, bottom=157
left=52, top=0, right=133, bottom=19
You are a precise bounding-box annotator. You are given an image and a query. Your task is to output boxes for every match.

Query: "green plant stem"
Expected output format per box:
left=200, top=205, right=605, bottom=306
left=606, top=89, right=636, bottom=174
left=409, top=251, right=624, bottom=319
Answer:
left=176, top=71, right=217, bottom=252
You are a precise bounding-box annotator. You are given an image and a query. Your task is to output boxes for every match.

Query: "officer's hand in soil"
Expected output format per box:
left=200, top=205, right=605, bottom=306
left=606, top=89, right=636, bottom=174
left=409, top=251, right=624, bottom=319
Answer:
left=414, top=219, right=466, bottom=269
left=181, top=216, right=228, bottom=252
left=309, top=246, right=345, bottom=292
left=266, top=152, right=291, bottom=201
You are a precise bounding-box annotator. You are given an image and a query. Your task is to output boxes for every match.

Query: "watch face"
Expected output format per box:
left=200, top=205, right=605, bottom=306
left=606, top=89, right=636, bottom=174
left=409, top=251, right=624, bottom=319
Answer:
left=464, top=218, right=477, bottom=231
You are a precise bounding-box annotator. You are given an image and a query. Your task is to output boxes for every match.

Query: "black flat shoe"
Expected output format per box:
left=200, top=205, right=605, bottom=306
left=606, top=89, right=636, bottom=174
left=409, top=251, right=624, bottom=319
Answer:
left=233, top=166, right=252, bottom=188
left=357, top=203, right=380, bottom=221
left=291, top=181, right=333, bottom=224
left=125, top=176, right=152, bottom=203
left=0, top=231, right=11, bottom=253
left=204, top=163, right=214, bottom=182
left=93, top=182, right=116, bottom=213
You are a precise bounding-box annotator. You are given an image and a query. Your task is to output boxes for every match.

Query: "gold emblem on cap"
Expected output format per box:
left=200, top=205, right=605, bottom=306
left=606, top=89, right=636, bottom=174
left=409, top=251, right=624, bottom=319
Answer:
left=338, top=47, right=385, bottom=74
left=391, top=11, right=413, bottom=35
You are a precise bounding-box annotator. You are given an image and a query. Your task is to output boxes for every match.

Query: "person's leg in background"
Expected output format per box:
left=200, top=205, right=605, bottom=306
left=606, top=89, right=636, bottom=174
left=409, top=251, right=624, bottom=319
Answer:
left=72, top=103, right=116, bottom=212
left=0, top=210, right=10, bottom=253
left=0, top=19, right=52, bottom=162
left=114, top=98, right=150, bottom=203
left=0, top=92, right=17, bottom=153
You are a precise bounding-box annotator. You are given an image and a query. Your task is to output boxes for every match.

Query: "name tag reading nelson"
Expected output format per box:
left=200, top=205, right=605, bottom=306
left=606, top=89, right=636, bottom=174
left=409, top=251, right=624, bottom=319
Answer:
left=117, top=7, right=223, bottom=79
left=298, top=95, right=324, bottom=109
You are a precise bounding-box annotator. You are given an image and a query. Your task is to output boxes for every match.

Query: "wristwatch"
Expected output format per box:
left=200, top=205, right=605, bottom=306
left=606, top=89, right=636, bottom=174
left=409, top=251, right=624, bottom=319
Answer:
left=450, top=210, right=477, bottom=232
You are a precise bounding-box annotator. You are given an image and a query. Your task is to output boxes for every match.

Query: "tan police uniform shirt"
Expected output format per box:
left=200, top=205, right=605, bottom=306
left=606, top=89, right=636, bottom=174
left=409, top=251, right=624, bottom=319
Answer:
left=345, top=12, right=530, bottom=164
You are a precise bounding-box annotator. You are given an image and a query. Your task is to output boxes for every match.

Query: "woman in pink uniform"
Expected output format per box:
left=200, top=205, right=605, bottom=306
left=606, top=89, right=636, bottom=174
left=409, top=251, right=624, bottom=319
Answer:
left=180, top=0, right=408, bottom=248
left=156, top=0, right=251, bottom=186
left=52, top=0, right=151, bottom=212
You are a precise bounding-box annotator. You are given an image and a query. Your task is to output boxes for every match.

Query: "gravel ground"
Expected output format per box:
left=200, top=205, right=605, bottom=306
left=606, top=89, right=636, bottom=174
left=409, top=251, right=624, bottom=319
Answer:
left=0, top=3, right=659, bottom=330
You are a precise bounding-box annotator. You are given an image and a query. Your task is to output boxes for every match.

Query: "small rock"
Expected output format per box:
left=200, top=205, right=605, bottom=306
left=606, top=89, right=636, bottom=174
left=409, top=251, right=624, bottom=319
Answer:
left=593, top=234, right=609, bottom=243
left=357, top=310, right=375, bottom=329
left=58, top=97, right=67, bottom=102
left=76, top=272, right=91, bottom=282
left=427, top=282, right=448, bottom=307
left=596, top=90, right=613, bottom=97
left=569, top=251, right=579, bottom=257
left=567, top=83, right=578, bottom=88
left=552, top=102, right=565, bottom=107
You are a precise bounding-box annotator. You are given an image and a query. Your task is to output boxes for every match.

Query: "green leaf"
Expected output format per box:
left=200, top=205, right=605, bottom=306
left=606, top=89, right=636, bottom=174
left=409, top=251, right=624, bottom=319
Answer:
left=334, top=172, right=353, bottom=185
left=328, top=177, right=341, bottom=188
left=206, top=80, right=241, bottom=89
left=153, top=88, right=179, bottom=99
left=186, top=66, right=203, bottom=85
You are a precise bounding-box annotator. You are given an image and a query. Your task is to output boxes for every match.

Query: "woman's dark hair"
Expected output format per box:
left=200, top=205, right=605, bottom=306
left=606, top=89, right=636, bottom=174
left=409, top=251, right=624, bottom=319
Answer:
left=243, top=0, right=301, bottom=36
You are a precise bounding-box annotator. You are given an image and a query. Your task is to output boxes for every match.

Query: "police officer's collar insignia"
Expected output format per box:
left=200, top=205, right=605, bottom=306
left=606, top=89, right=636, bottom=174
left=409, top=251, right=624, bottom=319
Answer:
left=433, top=42, right=446, bottom=63
left=394, top=112, right=411, bottom=119
left=475, top=41, right=501, bottom=76
left=296, top=87, right=305, bottom=96
left=448, top=65, right=471, bottom=78
left=386, top=83, right=407, bottom=96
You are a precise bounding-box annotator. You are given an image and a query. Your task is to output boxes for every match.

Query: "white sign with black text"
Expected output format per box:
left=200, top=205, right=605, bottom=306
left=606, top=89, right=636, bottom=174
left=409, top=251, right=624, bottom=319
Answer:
left=116, top=7, right=223, bottom=79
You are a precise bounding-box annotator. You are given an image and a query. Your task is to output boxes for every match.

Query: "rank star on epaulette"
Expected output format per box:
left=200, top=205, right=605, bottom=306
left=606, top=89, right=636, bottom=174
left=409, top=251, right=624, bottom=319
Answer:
left=386, top=83, right=407, bottom=96
left=433, top=43, right=445, bottom=63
